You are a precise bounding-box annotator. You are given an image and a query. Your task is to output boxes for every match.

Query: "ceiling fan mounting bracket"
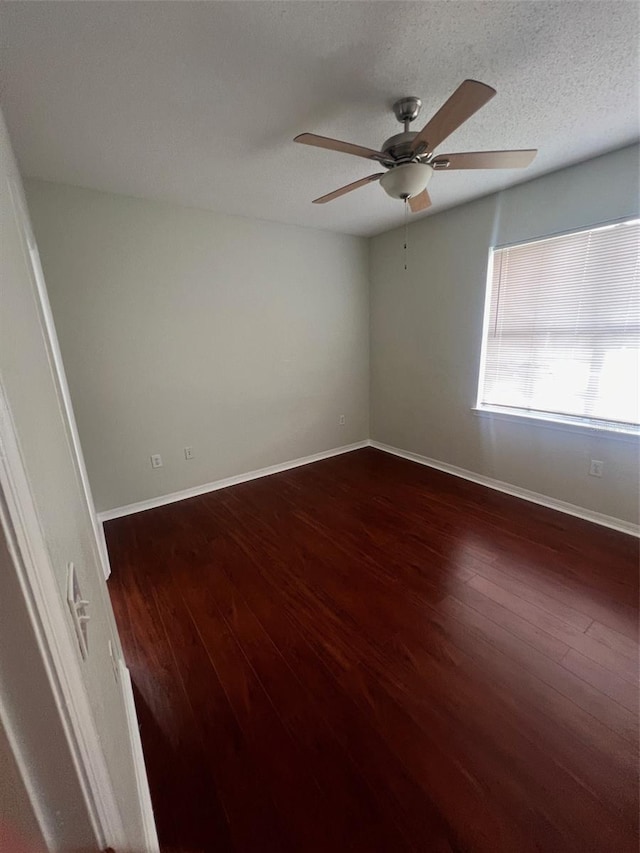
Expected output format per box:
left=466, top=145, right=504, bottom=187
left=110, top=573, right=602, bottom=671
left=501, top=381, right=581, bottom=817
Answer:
left=392, top=97, right=422, bottom=128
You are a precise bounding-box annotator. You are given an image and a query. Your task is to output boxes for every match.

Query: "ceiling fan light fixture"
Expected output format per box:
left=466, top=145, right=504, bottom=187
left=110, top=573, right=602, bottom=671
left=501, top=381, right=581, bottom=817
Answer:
left=294, top=80, right=537, bottom=210
left=380, top=163, right=433, bottom=200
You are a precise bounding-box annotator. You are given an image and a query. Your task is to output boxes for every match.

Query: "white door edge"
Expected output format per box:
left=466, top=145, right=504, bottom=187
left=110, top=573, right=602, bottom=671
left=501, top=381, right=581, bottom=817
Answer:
left=0, top=380, right=126, bottom=850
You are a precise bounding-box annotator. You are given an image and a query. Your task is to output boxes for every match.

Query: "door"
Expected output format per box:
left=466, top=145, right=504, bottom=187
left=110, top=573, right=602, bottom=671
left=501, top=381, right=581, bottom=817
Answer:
left=0, top=106, right=157, bottom=851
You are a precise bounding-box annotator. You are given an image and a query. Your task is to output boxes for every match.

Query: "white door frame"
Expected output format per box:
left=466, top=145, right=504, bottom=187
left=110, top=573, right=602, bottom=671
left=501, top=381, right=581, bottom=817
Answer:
left=1, top=177, right=158, bottom=852
left=8, top=180, right=112, bottom=580
left=0, top=381, right=126, bottom=851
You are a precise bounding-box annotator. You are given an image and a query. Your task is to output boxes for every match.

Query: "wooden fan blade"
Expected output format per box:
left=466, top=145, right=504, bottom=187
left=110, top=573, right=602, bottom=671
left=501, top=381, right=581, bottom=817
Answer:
left=408, top=189, right=432, bottom=212
left=410, top=80, right=496, bottom=155
left=431, top=149, right=537, bottom=170
left=312, top=173, right=384, bottom=204
left=295, top=133, right=387, bottom=162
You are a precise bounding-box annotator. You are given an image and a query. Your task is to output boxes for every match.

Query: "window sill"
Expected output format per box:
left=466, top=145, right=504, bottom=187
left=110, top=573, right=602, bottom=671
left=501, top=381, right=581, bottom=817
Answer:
left=472, top=406, right=640, bottom=443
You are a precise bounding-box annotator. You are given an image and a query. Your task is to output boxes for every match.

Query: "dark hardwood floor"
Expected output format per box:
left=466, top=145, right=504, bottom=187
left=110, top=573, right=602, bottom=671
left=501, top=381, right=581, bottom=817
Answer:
left=106, top=448, right=639, bottom=853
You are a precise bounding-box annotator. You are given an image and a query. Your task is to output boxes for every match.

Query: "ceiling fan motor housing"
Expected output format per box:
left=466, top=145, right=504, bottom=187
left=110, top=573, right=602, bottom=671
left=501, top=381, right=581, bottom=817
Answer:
left=381, top=131, right=420, bottom=162
left=380, top=163, right=434, bottom=200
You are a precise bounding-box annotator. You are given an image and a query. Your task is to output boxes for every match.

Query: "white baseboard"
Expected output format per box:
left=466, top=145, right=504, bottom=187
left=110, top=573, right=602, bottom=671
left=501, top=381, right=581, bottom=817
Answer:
left=98, top=437, right=637, bottom=538
left=98, top=440, right=370, bottom=521
left=370, top=440, right=639, bottom=538
left=119, top=661, right=160, bottom=853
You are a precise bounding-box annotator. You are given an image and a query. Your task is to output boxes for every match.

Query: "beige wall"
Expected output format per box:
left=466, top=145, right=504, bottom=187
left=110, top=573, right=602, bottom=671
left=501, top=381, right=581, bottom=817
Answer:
left=1, top=109, right=146, bottom=849
left=370, top=145, right=639, bottom=525
left=26, top=181, right=370, bottom=513
left=24, top=147, right=638, bottom=527
left=0, top=717, right=45, bottom=852
left=0, top=715, right=42, bottom=853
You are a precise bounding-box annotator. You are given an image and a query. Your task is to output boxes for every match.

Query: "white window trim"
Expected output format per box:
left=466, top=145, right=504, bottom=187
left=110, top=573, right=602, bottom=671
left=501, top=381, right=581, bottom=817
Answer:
left=472, top=404, right=640, bottom=443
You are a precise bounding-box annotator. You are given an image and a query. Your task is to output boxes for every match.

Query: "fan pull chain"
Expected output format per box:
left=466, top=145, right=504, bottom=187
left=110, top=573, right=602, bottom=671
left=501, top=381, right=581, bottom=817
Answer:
left=404, top=197, right=409, bottom=271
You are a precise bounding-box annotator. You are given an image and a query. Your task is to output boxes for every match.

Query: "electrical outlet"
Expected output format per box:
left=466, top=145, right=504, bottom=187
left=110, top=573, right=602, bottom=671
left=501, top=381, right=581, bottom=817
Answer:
left=150, top=453, right=163, bottom=469
left=339, top=414, right=346, bottom=425
left=589, top=459, right=604, bottom=477
left=184, top=446, right=194, bottom=460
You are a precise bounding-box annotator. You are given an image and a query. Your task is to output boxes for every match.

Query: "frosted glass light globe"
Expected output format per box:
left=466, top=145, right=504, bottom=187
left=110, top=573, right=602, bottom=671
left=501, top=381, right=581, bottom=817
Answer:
left=380, top=163, right=433, bottom=200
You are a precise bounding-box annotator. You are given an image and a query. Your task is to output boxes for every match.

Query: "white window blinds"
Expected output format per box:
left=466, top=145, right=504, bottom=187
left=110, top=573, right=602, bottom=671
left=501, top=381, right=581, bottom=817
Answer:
left=478, top=219, right=640, bottom=433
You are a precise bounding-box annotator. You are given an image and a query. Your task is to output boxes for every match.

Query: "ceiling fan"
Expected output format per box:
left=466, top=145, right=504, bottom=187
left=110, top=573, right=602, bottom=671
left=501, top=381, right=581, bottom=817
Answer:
left=294, top=80, right=537, bottom=212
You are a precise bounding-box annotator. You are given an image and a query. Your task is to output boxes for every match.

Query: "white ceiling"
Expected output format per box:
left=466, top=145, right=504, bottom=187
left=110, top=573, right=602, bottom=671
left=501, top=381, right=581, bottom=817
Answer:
left=1, top=1, right=638, bottom=237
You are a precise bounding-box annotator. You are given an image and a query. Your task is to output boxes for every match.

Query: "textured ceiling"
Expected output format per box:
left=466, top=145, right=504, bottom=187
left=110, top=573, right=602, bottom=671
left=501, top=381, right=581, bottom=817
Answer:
left=1, top=1, right=638, bottom=237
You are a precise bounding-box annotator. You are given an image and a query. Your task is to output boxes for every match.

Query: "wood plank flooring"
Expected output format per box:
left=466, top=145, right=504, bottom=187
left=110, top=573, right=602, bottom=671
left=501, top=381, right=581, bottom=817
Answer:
left=105, top=448, right=639, bottom=853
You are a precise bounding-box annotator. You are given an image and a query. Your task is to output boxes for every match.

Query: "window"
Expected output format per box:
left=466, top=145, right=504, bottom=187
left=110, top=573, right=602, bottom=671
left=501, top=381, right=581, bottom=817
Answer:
left=476, top=218, right=640, bottom=435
